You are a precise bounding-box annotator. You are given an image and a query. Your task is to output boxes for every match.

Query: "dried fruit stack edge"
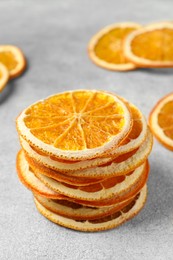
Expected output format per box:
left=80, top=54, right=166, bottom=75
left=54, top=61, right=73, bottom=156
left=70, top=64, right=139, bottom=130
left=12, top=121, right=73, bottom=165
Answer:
left=16, top=89, right=153, bottom=232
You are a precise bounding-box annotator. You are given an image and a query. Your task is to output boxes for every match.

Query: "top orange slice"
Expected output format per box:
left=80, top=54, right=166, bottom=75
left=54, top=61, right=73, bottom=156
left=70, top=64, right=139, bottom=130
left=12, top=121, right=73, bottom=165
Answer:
left=0, top=62, right=9, bottom=92
left=0, top=45, right=26, bottom=78
left=149, top=92, right=173, bottom=151
left=16, top=90, right=132, bottom=160
left=124, top=23, right=173, bottom=67
left=88, top=22, right=141, bottom=71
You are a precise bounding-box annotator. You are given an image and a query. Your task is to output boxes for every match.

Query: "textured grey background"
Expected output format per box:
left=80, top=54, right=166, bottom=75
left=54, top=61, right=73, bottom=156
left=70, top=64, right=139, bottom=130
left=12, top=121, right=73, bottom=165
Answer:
left=0, top=0, right=173, bottom=259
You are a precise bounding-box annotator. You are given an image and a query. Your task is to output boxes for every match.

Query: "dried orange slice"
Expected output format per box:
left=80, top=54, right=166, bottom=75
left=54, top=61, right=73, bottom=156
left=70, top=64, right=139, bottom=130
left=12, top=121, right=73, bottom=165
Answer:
left=61, top=129, right=152, bottom=178
left=16, top=150, right=149, bottom=207
left=0, top=63, right=9, bottom=92
left=34, top=193, right=134, bottom=221
left=0, top=45, right=26, bottom=78
left=34, top=185, right=147, bottom=232
left=24, top=151, right=102, bottom=186
left=16, top=150, right=64, bottom=199
left=88, top=22, right=141, bottom=71
left=16, top=90, right=132, bottom=160
left=33, top=162, right=146, bottom=201
left=149, top=92, right=173, bottom=151
left=20, top=100, right=147, bottom=172
left=124, top=23, right=173, bottom=67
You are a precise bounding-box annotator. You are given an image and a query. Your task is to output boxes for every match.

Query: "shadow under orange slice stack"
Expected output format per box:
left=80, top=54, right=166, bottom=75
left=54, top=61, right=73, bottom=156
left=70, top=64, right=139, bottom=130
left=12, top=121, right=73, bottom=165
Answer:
left=88, top=22, right=141, bottom=71
left=149, top=92, right=173, bottom=151
left=124, top=23, right=173, bottom=68
left=16, top=89, right=153, bottom=232
left=0, top=45, right=26, bottom=78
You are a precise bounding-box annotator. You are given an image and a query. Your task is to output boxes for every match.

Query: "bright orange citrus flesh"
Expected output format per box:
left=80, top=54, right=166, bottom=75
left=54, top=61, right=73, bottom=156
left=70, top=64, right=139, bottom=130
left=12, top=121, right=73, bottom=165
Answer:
left=149, top=93, right=173, bottom=151
left=158, top=100, right=173, bottom=139
left=0, top=45, right=26, bottom=78
left=94, top=27, right=137, bottom=64
left=0, top=51, right=18, bottom=70
left=20, top=90, right=131, bottom=156
left=131, top=29, right=173, bottom=61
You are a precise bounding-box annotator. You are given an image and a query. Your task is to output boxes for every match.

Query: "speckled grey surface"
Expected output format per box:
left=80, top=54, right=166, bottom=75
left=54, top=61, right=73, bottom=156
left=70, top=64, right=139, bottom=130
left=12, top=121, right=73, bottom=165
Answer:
left=1, top=1, right=173, bottom=259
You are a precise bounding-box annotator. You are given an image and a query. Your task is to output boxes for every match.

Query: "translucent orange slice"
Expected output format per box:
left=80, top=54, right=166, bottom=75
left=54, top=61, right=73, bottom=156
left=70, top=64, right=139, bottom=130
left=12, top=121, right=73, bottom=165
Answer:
left=0, top=63, right=9, bottom=92
left=124, top=23, right=173, bottom=67
left=16, top=90, right=132, bottom=160
left=0, top=45, right=26, bottom=78
left=149, top=92, right=173, bottom=151
left=88, top=22, right=141, bottom=71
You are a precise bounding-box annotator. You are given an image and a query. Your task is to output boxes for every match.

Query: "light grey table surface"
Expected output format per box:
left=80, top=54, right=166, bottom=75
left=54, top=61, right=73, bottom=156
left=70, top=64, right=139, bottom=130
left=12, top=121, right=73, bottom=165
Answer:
left=1, top=1, right=173, bottom=259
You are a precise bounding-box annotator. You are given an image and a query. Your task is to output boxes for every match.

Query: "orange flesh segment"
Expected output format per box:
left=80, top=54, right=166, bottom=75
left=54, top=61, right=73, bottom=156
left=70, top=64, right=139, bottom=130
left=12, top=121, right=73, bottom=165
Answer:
left=0, top=51, right=18, bottom=70
left=0, top=71, right=2, bottom=79
left=94, top=27, right=137, bottom=64
left=131, top=29, right=173, bottom=61
left=24, top=91, right=128, bottom=150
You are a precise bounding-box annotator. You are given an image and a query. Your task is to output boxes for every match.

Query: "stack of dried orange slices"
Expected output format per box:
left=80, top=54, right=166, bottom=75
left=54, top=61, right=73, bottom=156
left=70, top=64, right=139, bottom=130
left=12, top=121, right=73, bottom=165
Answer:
left=16, top=89, right=153, bottom=232
left=88, top=22, right=173, bottom=71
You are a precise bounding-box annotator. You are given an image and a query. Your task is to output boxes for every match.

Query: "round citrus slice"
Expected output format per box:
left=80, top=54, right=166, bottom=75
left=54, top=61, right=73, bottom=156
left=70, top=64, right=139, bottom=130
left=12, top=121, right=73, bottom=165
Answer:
left=34, top=185, right=147, bottom=232
left=71, top=162, right=149, bottom=207
left=16, top=150, right=65, bottom=199
left=16, top=149, right=149, bottom=207
left=149, top=92, right=173, bottom=151
left=58, top=129, right=152, bottom=178
left=24, top=150, right=102, bottom=186
left=20, top=100, right=147, bottom=172
left=33, top=162, right=146, bottom=201
left=108, top=100, right=148, bottom=156
left=88, top=22, right=141, bottom=71
left=34, top=193, right=134, bottom=221
left=0, top=45, right=26, bottom=78
left=0, top=63, right=9, bottom=92
left=16, top=90, right=132, bottom=160
left=124, top=23, right=173, bottom=68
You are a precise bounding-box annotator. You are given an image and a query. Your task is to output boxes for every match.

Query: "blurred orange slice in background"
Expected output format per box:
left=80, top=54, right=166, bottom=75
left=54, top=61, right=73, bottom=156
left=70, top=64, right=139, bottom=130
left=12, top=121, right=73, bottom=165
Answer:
left=124, top=23, right=173, bottom=68
left=88, top=22, right=141, bottom=71
left=149, top=92, right=173, bottom=151
left=0, top=45, right=26, bottom=78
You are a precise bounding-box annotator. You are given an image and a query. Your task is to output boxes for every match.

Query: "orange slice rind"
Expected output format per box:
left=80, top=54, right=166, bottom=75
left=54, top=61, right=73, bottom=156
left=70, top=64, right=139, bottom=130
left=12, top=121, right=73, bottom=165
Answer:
left=88, top=22, right=141, bottom=71
left=149, top=92, right=173, bottom=151
left=34, top=185, right=147, bottom=232
left=0, top=45, right=26, bottom=78
left=16, top=90, right=132, bottom=160
left=33, top=162, right=146, bottom=201
left=124, top=23, right=173, bottom=68
left=61, top=129, right=152, bottom=178
left=16, top=150, right=64, bottom=199
left=34, top=193, right=135, bottom=221
left=18, top=149, right=146, bottom=201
